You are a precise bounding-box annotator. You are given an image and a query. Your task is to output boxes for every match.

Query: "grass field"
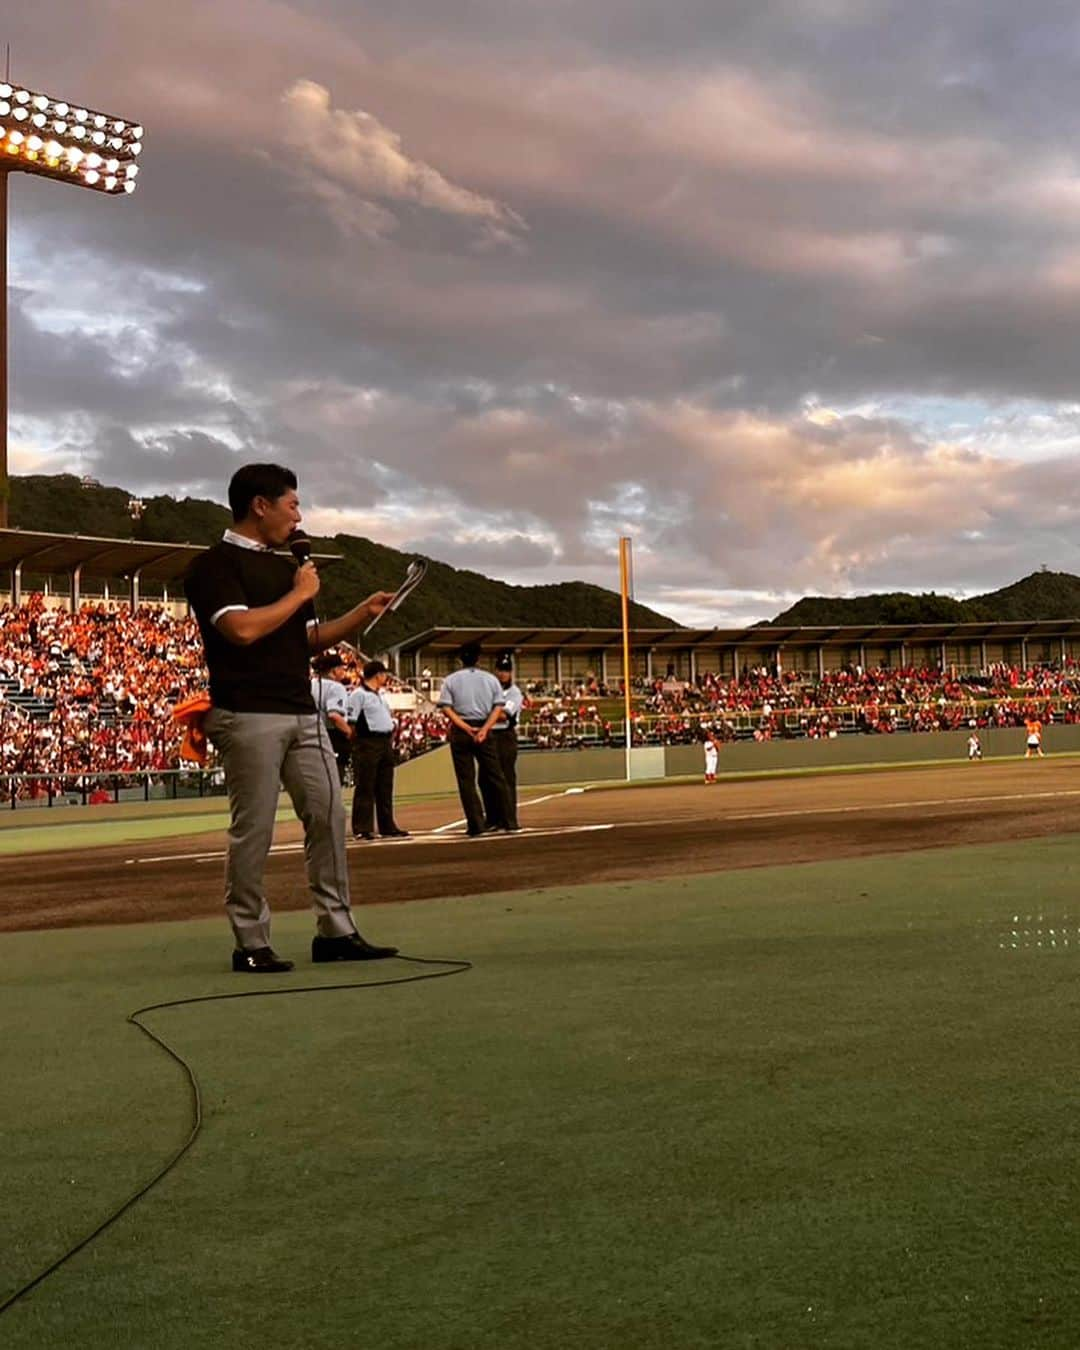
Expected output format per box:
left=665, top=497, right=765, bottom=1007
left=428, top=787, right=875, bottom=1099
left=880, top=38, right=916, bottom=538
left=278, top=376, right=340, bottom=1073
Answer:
left=4, top=833, right=1080, bottom=1348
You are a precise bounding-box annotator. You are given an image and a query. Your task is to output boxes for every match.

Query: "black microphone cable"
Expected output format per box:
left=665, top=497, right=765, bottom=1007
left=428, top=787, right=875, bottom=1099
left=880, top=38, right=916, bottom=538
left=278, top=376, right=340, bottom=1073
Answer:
left=0, top=540, right=472, bottom=1319
left=0, top=954, right=471, bottom=1318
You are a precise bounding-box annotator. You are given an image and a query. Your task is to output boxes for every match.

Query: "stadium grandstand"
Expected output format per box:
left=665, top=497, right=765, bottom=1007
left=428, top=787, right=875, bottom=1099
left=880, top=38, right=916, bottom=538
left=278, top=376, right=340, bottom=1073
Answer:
left=0, top=528, right=342, bottom=612
left=389, top=622, right=1080, bottom=683
left=389, top=625, right=1080, bottom=751
left=3, top=526, right=1080, bottom=803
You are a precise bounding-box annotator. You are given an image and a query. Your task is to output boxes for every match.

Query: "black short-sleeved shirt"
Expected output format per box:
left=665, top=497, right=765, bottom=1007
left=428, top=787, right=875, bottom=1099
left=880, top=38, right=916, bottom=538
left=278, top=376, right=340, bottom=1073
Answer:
left=184, top=541, right=316, bottom=714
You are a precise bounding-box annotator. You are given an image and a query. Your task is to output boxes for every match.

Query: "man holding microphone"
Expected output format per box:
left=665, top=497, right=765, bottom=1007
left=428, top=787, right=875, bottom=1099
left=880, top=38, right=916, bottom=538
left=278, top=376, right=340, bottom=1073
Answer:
left=184, top=462, right=399, bottom=972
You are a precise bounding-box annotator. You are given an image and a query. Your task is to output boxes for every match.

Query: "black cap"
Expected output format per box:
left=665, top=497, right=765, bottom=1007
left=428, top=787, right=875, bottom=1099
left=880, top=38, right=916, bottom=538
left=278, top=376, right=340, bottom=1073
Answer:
left=363, top=659, right=388, bottom=679
left=494, top=652, right=514, bottom=672
left=312, top=650, right=343, bottom=673
left=459, top=642, right=482, bottom=667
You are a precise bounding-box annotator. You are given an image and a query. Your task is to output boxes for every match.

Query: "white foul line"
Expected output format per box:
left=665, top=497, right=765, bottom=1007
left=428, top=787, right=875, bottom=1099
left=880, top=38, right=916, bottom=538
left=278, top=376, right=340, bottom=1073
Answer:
left=613, top=786, right=1080, bottom=832
left=127, top=822, right=614, bottom=865
left=728, top=786, right=1080, bottom=823
left=432, top=786, right=583, bottom=835
left=122, top=784, right=1080, bottom=865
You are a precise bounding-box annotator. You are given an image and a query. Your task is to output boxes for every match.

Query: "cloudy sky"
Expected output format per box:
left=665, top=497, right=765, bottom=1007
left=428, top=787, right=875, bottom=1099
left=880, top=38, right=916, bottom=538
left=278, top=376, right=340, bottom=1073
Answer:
left=9, top=1, right=1080, bottom=623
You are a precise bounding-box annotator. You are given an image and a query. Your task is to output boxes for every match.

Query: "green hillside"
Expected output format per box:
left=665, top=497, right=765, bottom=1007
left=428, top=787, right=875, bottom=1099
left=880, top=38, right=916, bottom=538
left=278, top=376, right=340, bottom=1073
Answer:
left=9, top=475, right=675, bottom=646
left=961, top=571, right=1080, bottom=622
left=771, top=570, right=1080, bottom=627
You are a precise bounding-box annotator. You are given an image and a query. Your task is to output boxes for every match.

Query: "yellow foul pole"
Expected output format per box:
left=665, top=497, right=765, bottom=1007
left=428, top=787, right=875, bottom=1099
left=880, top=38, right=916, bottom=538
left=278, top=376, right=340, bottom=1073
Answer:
left=619, top=536, right=633, bottom=779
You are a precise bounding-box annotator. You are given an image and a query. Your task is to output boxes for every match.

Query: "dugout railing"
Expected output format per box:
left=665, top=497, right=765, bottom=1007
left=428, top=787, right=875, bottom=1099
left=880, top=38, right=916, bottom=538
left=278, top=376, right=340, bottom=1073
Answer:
left=0, top=769, right=228, bottom=810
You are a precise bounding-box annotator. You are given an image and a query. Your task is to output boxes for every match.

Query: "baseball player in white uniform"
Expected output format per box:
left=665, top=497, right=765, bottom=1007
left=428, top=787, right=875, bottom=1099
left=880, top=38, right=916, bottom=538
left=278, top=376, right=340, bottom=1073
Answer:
left=703, top=732, right=720, bottom=784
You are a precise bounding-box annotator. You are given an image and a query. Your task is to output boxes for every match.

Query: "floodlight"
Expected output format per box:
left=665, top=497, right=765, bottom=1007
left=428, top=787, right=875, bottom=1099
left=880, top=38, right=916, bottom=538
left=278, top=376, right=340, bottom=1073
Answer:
left=0, top=80, right=142, bottom=196
left=0, top=78, right=146, bottom=526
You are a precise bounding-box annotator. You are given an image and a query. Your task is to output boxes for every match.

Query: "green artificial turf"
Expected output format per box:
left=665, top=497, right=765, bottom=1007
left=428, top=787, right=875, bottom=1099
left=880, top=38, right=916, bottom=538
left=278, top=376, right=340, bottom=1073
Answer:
left=4, top=837, right=1080, bottom=1348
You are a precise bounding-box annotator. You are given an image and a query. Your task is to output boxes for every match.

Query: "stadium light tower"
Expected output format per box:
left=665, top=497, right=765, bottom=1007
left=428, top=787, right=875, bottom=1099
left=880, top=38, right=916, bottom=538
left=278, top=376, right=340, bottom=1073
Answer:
left=0, top=78, right=144, bottom=526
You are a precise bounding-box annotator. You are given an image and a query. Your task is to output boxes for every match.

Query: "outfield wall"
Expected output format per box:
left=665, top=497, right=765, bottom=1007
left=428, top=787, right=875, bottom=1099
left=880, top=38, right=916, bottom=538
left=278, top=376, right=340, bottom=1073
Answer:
left=662, top=725, right=1080, bottom=776
left=1, top=726, right=1072, bottom=826
left=395, top=726, right=1080, bottom=795
left=395, top=745, right=634, bottom=794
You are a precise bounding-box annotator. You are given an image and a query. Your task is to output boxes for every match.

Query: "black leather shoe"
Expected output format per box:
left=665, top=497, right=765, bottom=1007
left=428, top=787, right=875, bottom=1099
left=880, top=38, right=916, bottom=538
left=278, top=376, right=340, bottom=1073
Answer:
left=381, top=829, right=410, bottom=838
left=352, top=832, right=375, bottom=841
left=312, top=933, right=399, bottom=962
left=232, top=946, right=294, bottom=973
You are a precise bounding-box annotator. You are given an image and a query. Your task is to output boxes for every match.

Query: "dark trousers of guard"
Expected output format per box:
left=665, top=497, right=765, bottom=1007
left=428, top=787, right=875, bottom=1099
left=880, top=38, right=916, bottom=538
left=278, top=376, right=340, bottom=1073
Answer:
left=327, top=724, right=352, bottom=785
left=350, top=734, right=398, bottom=836
left=480, top=730, right=518, bottom=830
left=449, top=726, right=513, bottom=835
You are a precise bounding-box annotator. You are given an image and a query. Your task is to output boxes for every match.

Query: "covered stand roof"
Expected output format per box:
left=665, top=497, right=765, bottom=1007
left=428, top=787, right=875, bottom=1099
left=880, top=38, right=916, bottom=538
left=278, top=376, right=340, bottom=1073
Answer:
left=0, top=528, right=341, bottom=584
left=393, top=620, right=1080, bottom=656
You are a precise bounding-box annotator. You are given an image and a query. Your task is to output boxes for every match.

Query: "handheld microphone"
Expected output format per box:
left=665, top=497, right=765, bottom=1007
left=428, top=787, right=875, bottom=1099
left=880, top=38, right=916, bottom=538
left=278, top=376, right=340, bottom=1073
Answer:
left=289, top=529, right=312, bottom=564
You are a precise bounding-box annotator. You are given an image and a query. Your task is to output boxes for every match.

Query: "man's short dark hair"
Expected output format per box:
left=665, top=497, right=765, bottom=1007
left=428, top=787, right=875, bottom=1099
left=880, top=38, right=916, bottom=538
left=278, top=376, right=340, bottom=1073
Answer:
left=363, top=659, right=388, bottom=680
left=228, top=463, right=298, bottom=523
left=459, top=642, right=482, bottom=667
left=312, top=651, right=343, bottom=674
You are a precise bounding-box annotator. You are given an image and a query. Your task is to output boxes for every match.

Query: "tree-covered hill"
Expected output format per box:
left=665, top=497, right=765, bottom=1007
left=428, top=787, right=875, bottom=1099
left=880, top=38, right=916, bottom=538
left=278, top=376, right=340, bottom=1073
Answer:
left=9, top=475, right=675, bottom=647
left=21, top=474, right=1074, bottom=637
left=771, top=570, right=1080, bottom=627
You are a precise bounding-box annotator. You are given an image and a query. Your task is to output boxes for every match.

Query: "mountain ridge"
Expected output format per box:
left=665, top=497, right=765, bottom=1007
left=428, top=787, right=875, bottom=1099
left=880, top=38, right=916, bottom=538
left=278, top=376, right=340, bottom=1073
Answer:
left=12, top=475, right=1076, bottom=636
left=9, top=474, right=675, bottom=648
left=769, top=570, right=1080, bottom=626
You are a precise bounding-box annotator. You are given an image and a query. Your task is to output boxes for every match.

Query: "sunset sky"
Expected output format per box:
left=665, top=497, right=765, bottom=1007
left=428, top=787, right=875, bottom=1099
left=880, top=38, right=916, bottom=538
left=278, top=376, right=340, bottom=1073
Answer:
left=8, top=1, right=1080, bottom=623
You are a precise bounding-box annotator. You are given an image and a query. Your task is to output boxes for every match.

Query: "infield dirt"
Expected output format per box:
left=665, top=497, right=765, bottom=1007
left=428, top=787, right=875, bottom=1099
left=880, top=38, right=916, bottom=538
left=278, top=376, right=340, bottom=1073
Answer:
left=1, top=758, right=1078, bottom=933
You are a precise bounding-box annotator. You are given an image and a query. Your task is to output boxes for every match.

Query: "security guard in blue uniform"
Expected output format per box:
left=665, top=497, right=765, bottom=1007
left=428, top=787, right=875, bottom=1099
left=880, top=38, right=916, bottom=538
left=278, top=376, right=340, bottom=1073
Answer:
left=311, top=650, right=352, bottom=783
left=438, top=642, right=515, bottom=836
left=482, top=652, right=523, bottom=831
left=347, top=659, right=409, bottom=841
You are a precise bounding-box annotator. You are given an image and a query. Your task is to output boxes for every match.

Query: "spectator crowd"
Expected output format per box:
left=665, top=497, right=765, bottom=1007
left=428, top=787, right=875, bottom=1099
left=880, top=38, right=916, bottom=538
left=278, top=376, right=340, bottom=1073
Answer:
left=521, top=662, right=1080, bottom=747
left=0, top=597, right=1077, bottom=799
left=0, top=597, right=446, bottom=798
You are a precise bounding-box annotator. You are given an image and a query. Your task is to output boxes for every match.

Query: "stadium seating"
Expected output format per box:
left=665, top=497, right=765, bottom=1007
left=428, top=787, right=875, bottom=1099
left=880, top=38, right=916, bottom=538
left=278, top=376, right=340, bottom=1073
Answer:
left=0, top=596, right=1077, bottom=794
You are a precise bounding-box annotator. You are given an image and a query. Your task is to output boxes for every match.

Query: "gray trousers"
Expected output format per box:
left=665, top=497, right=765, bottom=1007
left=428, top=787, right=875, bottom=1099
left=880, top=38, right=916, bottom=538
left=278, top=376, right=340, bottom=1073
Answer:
left=205, top=709, right=357, bottom=950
